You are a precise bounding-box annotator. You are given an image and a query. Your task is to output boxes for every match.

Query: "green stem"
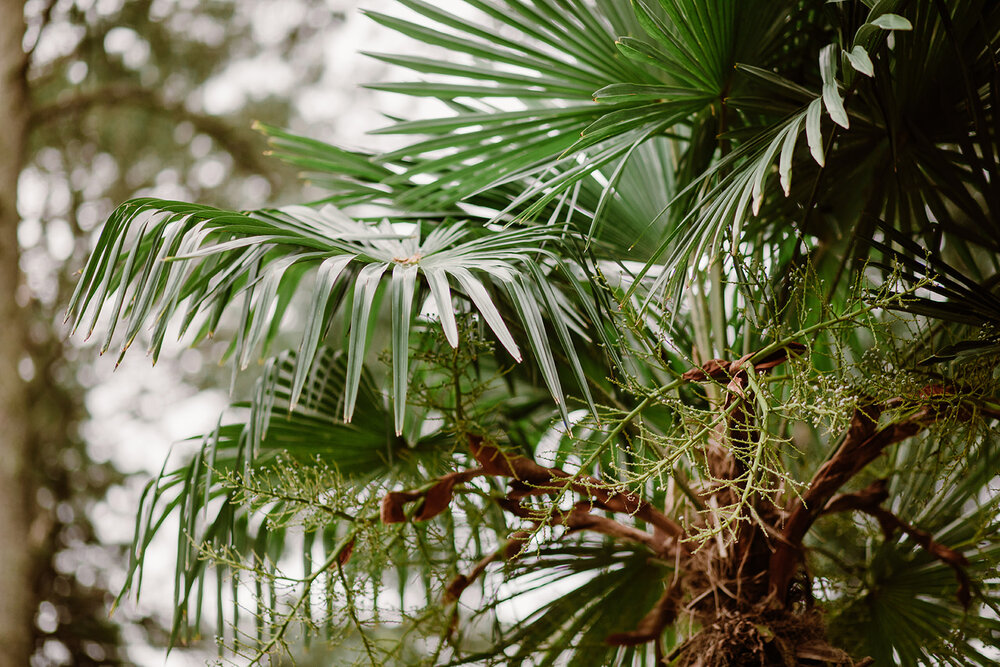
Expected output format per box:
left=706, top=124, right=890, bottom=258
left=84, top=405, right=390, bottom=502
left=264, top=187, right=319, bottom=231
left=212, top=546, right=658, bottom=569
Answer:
left=547, top=377, right=688, bottom=511
left=640, top=431, right=706, bottom=512
left=710, top=257, right=728, bottom=355
left=752, top=287, right=920, bottom=364
left=250, top=531, right=361, bottom=665
left=690, top=275, right=718, bottom=404
left=337, top=560, right=379, bottom=667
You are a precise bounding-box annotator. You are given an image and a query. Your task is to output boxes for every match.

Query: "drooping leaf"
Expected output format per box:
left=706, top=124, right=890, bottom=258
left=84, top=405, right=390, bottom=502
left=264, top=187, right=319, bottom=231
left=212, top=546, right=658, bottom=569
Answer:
left=871, top=13, right=913, bottom=31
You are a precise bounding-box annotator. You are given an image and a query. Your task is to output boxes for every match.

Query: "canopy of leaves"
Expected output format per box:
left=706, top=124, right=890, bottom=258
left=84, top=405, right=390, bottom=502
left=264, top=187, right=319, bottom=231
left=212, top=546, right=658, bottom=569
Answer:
left=70, top=1, right=1000, bottom=665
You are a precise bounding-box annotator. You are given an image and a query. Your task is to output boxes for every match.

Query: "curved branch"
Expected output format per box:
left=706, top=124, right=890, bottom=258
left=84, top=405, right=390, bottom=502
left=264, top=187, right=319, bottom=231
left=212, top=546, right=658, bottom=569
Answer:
left=29, top=83, right=280, bottom=188
left=768, top=389, right=986, bottom=601
left=822, top=479, right=971, bottom=606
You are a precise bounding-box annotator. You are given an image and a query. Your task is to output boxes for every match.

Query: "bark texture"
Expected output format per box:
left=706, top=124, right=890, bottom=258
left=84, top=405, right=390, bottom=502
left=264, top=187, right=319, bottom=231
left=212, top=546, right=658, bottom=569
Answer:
left=0, top=2, right=34, bottom=665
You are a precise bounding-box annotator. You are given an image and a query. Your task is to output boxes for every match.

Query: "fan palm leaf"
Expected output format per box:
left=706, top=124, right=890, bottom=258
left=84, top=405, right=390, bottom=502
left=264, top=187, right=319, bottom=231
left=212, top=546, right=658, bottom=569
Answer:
left=74, top=1, right=1000, bottom=665
left=68, top=198, right=597, bottom=432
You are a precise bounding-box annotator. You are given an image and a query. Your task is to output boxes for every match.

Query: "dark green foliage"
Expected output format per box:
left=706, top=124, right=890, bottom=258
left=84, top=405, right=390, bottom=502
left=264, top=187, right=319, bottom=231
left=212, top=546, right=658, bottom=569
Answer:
left=73, top=1, right=1000, bottom=665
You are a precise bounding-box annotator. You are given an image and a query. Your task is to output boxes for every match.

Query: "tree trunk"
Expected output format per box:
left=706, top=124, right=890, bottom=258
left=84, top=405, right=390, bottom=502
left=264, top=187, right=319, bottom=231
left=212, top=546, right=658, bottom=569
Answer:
left=0, top=1, right=34, bottom=665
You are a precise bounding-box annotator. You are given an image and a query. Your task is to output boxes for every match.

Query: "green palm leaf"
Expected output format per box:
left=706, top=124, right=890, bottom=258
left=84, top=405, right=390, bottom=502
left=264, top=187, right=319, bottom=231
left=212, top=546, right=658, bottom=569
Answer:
left=69, top=198, right=597, bottom=432
left=120, top=348, right=452, bottom=645
left=75, top=1, right=1000, bottom=664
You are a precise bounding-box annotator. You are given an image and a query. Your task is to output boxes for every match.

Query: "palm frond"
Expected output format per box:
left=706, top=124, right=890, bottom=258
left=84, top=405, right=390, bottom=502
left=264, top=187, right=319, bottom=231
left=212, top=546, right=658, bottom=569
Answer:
left=821, top=435, right=1000, bottom=666
left=120, top=348, right=453, bottom=645
left=68, top=198, right=596, bottom=431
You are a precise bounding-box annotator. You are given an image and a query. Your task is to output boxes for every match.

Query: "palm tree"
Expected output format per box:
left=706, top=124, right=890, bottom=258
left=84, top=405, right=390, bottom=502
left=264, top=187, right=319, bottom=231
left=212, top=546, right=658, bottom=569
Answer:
left=70, top=1, right=1000, bottom=664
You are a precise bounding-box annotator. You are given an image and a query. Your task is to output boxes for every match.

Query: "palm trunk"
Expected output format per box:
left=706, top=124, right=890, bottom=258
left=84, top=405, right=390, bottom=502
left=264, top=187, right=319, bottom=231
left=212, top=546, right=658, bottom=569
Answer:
left=0, top=1, right=35, bottom=664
